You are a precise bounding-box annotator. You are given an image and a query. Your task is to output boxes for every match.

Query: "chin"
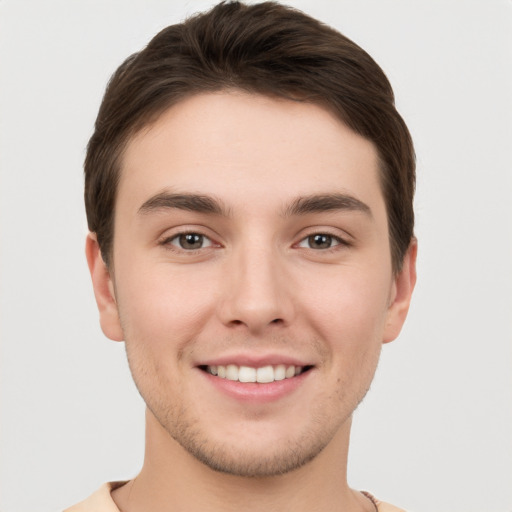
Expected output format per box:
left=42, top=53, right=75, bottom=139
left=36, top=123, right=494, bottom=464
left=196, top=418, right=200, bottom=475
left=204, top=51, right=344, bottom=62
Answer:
left=171, top=427, right=333, bottom=478
left=147, top=396, right=352, bottom=478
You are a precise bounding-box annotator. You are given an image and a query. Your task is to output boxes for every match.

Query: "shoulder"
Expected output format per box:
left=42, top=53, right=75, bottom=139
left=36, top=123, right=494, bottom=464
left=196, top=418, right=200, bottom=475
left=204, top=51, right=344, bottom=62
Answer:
left=362, top=491, right=408, bottom=512
left=63, top=481, right=126, bottom=512
left=377, top=499, right=408, bottom=512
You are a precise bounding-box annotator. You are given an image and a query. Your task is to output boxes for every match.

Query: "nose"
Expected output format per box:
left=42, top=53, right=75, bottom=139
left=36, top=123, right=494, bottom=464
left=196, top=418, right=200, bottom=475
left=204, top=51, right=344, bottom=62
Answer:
left=217, top=243, right=294, bottom=334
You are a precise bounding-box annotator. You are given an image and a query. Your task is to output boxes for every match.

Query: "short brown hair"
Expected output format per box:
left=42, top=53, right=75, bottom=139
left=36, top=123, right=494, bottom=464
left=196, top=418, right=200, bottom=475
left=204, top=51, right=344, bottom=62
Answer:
left=85, top=1, right=415, bottom=272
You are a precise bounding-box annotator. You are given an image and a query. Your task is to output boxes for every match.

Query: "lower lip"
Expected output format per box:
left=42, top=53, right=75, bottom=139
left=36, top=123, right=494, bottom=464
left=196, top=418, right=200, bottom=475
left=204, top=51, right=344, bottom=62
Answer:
left=198, top=368, right=312, bottom=404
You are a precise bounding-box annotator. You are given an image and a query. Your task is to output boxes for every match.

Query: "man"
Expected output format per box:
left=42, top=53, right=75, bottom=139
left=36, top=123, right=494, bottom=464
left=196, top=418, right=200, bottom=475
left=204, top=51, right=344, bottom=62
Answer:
left=67, top=1, right=417, bottom=511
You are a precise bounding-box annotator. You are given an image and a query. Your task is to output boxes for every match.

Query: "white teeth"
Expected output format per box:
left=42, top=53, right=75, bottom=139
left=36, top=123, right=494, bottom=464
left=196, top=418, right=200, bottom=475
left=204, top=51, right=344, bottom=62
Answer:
left=206, top=364, right=305, bottom=383
left=274, top=364, right=286, bottom=381
left=256, top=365, right=274, bottom=383
left=238, top=366, right=256, bottom=382
left=226, top=364, right=238, bottom=381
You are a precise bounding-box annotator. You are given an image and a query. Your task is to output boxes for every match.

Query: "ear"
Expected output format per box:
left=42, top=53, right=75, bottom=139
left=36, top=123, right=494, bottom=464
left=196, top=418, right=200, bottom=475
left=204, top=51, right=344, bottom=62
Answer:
left=85, top=233, right=124, bottom=342
left=382, top=239, right=417, bottom=344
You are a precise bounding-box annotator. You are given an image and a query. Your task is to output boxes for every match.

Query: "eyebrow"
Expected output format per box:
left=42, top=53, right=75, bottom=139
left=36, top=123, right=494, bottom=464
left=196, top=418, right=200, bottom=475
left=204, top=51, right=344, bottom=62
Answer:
left=138, top=192, right=229, bottom=216
left=283, top=193, right=372, bottom=217
left=137, top=191, right=371, bottom=218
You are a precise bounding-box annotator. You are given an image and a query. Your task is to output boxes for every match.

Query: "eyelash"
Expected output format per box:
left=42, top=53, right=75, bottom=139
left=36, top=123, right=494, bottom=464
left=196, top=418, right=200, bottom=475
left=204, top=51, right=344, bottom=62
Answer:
left=296, top=232, right=350, bottom=251
left=159, top=230, right=350, bottom=253
left=159, top=231, right=217, bottom=252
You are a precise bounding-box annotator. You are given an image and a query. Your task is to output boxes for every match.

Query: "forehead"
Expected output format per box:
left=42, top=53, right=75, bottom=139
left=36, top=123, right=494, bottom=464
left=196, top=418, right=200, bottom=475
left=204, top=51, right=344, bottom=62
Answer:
left=118, top=91, right=384, bottom=218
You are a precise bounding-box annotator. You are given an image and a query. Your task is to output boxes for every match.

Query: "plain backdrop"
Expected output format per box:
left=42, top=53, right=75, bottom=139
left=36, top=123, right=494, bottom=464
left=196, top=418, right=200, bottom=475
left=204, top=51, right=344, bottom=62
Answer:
left=1, top=1, right=511, bottom=511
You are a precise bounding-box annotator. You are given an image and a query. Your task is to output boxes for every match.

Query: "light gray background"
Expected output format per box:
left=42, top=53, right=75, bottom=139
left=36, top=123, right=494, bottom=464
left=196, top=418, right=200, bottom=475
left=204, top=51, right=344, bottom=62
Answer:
left=1, top=1, right=511, bottom=511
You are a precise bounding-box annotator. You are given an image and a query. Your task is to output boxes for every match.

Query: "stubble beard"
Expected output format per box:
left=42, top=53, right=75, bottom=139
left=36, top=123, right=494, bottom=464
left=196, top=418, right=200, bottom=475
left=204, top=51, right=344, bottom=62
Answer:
left=151, top=401, right=339, bottom=477
left=124, top=334, right=381, bottom=479
left=138, top=372, right=375, bottom=479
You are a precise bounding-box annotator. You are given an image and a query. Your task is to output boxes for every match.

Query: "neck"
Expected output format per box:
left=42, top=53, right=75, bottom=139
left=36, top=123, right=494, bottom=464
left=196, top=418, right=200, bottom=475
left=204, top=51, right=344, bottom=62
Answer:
left=112, top=409, right=369, bottom=512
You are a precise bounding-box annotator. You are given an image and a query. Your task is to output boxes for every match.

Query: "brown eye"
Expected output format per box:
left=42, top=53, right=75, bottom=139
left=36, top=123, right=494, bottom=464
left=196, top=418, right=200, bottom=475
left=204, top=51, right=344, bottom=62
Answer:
left=179, top=233, right=203, bottom=249
left=168, top=233, right=213, bottom=250
left=298, top=233, right=343, bottom=250
left=308, top=234, right=334, bottom=249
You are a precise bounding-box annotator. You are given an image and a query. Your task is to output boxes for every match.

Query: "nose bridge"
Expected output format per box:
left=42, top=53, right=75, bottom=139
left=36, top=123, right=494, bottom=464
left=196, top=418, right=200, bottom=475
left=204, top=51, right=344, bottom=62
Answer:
left=219, top=234, right=292, bottom=332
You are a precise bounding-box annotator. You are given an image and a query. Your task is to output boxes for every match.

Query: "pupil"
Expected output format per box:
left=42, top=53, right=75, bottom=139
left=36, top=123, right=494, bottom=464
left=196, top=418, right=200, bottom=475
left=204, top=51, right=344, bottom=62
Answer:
left=180, top=233, right=203, bottom=249
left=310, top=234, right=331, bottom=249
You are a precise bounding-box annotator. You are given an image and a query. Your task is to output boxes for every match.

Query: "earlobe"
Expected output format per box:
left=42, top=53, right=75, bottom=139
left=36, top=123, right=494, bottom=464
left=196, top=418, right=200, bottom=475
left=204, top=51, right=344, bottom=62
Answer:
left=382, top=239, right=417, bottom=344
left=85, top=233, right=124, bottom=342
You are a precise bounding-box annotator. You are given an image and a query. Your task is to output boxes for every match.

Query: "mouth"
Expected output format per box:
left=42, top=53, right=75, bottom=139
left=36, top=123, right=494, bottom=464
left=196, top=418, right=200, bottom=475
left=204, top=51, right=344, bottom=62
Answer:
left=198, top=364, right=313, bottom=383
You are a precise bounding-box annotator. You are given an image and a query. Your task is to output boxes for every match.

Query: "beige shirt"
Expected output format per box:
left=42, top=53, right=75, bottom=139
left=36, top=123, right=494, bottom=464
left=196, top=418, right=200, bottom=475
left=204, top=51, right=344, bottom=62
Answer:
left=64, top=482, right=408, bottom=512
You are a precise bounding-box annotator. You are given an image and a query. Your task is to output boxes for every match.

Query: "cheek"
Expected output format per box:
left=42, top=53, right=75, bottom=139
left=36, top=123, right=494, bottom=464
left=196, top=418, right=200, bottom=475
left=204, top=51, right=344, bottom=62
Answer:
left=116, top=269, right=205, bottom=403
left=298, top=265, right=392, bottom=350
left=114, top=262, right=220, bottom=352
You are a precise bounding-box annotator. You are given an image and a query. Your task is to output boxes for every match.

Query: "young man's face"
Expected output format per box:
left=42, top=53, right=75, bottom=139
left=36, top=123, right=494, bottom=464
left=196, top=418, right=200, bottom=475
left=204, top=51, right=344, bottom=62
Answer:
left=88, top=91, right=415, bottom=477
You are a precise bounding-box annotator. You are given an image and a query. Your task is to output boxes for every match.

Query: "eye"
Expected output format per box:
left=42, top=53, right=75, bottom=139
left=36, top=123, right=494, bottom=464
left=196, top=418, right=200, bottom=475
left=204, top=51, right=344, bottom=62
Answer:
left=298, top=233, right=344, bottom=250
left=168, top=232, right=213, bottom=250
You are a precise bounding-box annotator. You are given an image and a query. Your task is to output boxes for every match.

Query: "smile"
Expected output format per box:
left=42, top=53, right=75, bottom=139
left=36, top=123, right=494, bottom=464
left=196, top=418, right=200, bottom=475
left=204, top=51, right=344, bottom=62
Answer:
left=202, top=364, right=311, bottom=383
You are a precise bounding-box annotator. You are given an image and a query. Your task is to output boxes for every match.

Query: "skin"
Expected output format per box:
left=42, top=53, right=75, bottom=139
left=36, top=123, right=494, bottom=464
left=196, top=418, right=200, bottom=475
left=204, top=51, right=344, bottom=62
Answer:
left=87, top=91, right=416, bottom=512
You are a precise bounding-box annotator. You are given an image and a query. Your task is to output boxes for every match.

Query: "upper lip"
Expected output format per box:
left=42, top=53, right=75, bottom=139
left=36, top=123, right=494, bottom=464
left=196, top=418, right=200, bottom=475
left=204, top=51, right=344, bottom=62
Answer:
left=195, top=353, right=314, bottom=368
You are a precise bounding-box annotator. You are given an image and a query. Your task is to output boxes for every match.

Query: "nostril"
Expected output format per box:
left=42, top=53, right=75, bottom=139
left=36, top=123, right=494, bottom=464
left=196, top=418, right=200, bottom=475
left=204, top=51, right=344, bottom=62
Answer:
left=230, top=319, right=283, bottom=327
